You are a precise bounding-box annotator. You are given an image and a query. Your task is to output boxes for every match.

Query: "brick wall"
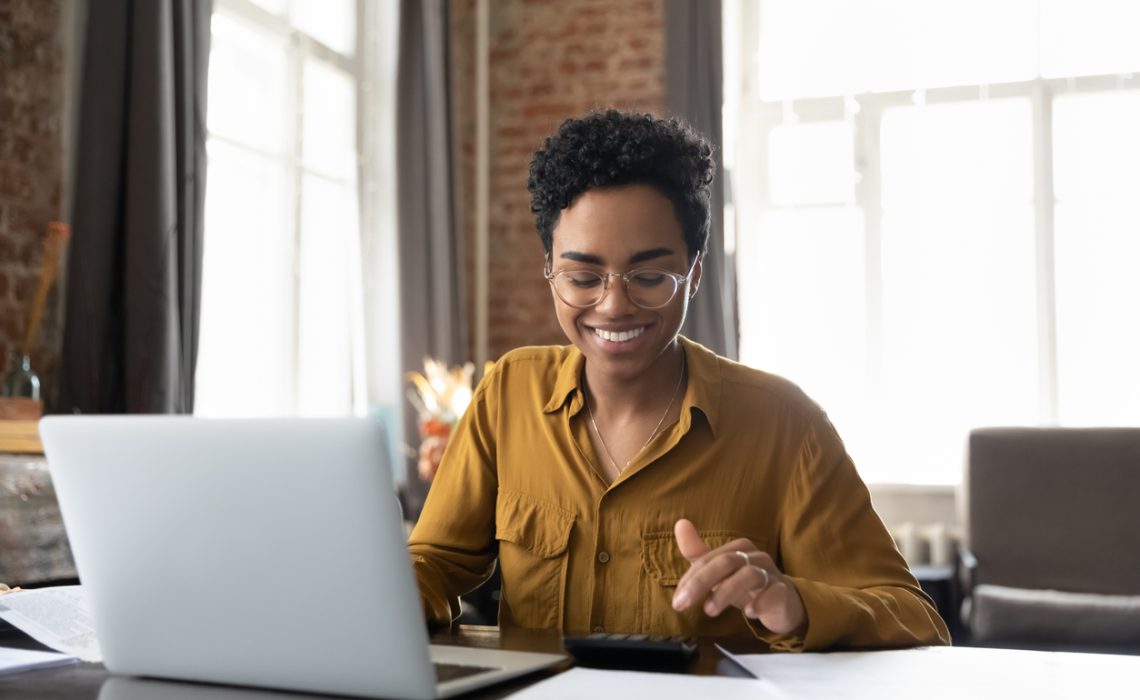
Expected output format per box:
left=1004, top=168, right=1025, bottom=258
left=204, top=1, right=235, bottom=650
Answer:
left=1, top=0, right=664, bottom=400
left=451, top=0, right=666, bottom=361
left=0, top=0, right=66, bottom=404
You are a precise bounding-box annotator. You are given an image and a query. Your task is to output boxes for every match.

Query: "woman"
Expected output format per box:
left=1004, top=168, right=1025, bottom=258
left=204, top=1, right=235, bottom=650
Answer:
left=408, top=110, right=949, bottom=650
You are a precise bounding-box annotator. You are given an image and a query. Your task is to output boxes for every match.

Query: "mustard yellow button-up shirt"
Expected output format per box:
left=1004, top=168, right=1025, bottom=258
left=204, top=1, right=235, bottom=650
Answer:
left=409, top=337, right=950, bottom=650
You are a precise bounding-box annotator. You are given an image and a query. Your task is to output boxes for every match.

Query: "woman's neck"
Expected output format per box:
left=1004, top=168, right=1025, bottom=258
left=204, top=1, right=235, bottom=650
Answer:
left=583, top=341, right=686, bottom=420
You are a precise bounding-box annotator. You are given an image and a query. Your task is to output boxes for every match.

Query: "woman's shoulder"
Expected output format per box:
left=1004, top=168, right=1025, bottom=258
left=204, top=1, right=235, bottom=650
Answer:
left=491, top=344, right=576, bottom=373
left=495, top=344, right=575, bottom=364
left=684, top=338, right=822, bottom=420
left=480, top=344, right=580, bottom=393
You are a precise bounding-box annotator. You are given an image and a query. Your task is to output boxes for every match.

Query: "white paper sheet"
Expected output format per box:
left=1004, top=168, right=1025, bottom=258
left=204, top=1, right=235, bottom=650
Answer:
left=0, top=585, right=103, bottom=662
left=721, top=645, right=1140, bottom=700
left=0, top=646, right=78, bottom=677
left=506, top=666, right=790, bottom=699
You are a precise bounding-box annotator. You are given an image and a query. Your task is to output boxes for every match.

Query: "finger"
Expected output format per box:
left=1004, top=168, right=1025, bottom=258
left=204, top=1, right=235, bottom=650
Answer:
left=670, top=535, right=752, bottom=597
left=704, top=562, right=770, bottom=617
left=673, top=519, right=709, bottom=562
left=744, top=577, right=806, bottom=635
left=673, top=549, right=750, bottom=611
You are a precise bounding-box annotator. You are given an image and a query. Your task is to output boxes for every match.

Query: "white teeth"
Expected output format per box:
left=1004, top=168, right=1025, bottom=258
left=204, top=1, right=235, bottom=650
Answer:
left=595, top=327, right=645, bottom=343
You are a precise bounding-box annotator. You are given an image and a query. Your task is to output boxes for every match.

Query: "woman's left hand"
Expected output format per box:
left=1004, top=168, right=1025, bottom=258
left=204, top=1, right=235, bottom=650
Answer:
left=671, top=518, right=807, bottom=636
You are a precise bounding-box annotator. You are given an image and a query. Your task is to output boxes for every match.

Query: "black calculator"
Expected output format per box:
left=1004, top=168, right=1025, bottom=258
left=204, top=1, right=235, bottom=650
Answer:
left=563, top=632, right=698, bottom=670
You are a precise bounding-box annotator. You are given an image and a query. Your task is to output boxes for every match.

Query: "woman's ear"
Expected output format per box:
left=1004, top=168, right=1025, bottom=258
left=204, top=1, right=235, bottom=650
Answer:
left=689, top=254, right=704, bottom=298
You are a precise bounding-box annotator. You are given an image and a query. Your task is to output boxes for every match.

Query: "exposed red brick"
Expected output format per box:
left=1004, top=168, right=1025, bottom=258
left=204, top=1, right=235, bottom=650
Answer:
left=0, top=0, right=65, bottom=405
left=450, top=0, right=666, bottom=360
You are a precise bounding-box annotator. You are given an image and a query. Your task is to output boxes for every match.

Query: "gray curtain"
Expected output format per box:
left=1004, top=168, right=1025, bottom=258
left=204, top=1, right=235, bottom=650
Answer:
left=396, top=0, right=468, bottom=510
left=60, top=0, right=211, bottom=414
left=666, top=0, right=739, bottom=360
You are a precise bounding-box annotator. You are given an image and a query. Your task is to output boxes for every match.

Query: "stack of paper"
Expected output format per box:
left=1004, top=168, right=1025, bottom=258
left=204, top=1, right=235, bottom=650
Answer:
left=0, top=646, right=77, bottom=677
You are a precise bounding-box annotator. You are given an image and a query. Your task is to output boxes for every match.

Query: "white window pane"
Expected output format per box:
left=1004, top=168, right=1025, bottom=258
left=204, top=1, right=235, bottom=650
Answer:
left=757, top=0, right=865, bottom=99
left=756, top=0, right=1037, bottom=99
left=1040, top=0, right=1140, bottom=79
left=879, top=98, right=1038, bottom=484
left=1054, top=204, right=1140, bottom=425
left=292, top=0, right=355, bottom=55
left=737, top=207, right=868, bottom=455
left=207, top=12, right=289, bottom=153
left=1053, top=90, right=1140, bottom=203
left=882, top=98, right=1034, bottom=210
left=1054, top=91, right=1140, bottom=425
left=877, top=206, right=1040, bottom=483
left=297, top=175, right=359, bottom=416
left=302, top=59, right=356, bottom=181
left=248, top=0, right=286, bottom=16
left=864, top=0, right=1037, bottom=93
left=768, top=121, right=854, bottom=206
left=197, top=140, right=295, bottom=417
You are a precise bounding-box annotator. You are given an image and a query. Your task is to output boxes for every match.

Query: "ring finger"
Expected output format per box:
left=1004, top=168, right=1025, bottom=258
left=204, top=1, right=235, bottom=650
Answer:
left=703, top=556, right=771, bottom=616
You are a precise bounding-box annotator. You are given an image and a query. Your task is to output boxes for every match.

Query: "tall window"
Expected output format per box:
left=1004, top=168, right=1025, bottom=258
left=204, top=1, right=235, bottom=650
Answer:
left=197, top=0, right=397, bottom=419
left=724, top=0, right=1140, bottom=484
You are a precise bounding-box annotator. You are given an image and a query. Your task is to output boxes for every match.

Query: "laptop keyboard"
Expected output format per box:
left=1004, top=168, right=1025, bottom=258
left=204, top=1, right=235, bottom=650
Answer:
left=433, top=661, right=499, bottom=683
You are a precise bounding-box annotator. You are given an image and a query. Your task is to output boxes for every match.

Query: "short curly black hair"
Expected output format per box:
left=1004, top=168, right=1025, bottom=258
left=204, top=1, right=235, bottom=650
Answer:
left=527, top=110, right=715, bottom=261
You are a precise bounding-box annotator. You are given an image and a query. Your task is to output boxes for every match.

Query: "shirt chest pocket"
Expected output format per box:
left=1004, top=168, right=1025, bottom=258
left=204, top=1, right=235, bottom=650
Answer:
left=640, top=529, right=767, bottom=637
left=495, top=489, right=575, bottom=630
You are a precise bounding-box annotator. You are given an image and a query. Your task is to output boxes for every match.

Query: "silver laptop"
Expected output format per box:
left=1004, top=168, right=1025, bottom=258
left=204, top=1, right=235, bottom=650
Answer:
left=40, top=416, right=564, bottom=699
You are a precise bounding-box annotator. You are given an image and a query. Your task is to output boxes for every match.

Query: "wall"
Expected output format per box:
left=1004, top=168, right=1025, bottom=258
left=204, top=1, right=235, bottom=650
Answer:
left=451, top=0, right=667, bottom=360
left=0, top=0, right=66, bottom=405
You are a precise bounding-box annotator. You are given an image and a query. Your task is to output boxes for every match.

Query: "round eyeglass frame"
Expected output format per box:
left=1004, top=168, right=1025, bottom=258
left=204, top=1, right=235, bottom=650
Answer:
left=543, top=255, right=700, bottom=310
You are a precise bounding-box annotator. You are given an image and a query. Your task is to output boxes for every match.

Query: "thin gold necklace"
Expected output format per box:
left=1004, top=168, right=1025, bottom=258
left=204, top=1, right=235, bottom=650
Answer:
left=585, top=352, right=686, bottom=475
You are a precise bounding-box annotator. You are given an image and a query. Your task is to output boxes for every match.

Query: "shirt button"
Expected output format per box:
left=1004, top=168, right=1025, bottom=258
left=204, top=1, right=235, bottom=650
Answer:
left=597, top=551, right=610, bottom=564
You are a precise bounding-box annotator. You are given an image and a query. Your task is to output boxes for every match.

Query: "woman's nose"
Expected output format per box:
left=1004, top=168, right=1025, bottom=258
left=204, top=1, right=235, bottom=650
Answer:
left=594, top=273, right=637, bottom=315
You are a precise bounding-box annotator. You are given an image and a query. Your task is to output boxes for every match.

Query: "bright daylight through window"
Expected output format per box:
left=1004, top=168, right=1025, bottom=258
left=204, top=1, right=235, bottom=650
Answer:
left=723, top=0, right=1140, bottom=484
left=196, top=0, right=397, bottom=419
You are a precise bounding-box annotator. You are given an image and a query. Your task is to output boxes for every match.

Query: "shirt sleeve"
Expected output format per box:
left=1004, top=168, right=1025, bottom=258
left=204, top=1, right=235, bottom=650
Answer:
left=407, top=377, right=501, bottom=626
left=749, top=412, right=952, bottom=651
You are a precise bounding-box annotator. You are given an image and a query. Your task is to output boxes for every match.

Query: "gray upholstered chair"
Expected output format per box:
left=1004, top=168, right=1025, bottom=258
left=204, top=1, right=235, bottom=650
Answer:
left=961, top=427, right=1140, bottom=654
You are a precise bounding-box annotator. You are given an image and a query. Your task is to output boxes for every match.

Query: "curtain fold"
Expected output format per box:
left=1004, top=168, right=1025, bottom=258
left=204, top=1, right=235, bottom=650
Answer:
left=396, top=0, right=469, bottom=506
left=59, top=0, right=211, bottom=414
left=665, top=0, right=739, bottom=360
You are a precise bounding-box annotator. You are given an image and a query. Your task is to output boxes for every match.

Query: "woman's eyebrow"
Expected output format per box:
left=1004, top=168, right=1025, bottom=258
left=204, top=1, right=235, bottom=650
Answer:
left=559, top=251, right=604, bottom=264
left=628, top=248, right=674, bottom=264
left=558, top=248, right=675, bottom=266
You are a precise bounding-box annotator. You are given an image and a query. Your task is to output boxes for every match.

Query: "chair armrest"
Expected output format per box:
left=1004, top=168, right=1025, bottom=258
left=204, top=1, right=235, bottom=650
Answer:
left=956, top=547, right=978, bottom=636
left=958, top=547, right=977, bottom=595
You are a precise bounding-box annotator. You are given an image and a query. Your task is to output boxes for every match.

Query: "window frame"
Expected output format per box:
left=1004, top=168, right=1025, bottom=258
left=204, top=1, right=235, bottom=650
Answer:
left=200, top=0, right=373, bottom=417
left=727, top=1, right=1140, bottom=482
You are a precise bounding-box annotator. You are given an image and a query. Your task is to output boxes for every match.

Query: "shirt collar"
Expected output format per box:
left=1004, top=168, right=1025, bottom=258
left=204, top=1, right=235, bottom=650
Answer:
left=678, top=336, right=722, bottom=437
left=543, top=345, right=586, bottom=415
left=542, top=336, right=722, bottom=437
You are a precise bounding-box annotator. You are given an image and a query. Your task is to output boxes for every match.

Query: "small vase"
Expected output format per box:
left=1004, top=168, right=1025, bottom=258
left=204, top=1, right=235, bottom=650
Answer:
left=2, top=355, right=41, bottom=401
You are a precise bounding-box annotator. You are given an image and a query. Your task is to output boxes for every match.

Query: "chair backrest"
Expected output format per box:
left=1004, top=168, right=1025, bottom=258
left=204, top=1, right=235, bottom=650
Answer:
left=965, top=427, right=1140, bottom=596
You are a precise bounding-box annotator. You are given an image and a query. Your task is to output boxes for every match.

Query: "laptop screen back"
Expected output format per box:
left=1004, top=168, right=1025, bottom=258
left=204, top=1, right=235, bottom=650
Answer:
left=41, top=416, right=438, bottom=699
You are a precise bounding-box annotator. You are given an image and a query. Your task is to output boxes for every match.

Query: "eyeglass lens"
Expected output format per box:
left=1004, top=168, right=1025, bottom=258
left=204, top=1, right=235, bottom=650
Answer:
left=551, top=269, right=681, bottom=309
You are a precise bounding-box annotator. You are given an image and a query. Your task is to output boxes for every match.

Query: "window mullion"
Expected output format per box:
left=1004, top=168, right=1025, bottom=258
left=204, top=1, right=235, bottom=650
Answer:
left=1032, top=80, right=1059, bottom=424
left=857, top=97, right=884, bottom=404
left=288, top=31, right=306, bottom=414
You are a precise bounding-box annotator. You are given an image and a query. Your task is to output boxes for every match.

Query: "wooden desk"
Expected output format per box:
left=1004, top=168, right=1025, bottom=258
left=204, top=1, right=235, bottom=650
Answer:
left=5, top=624, right=1137, bottom=699
left=0, top=624, right=757, bottom=699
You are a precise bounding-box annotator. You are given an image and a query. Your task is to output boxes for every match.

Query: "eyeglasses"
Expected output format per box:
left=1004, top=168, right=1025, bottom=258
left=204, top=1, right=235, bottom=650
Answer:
left=544, top=256, right=698, bottom=310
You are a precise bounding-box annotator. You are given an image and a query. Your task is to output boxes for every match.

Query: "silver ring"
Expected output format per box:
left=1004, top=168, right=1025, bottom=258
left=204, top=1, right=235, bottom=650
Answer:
left=735, top=550, right=770, bottom=593
left=751, top=566, right=770, bottom=594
